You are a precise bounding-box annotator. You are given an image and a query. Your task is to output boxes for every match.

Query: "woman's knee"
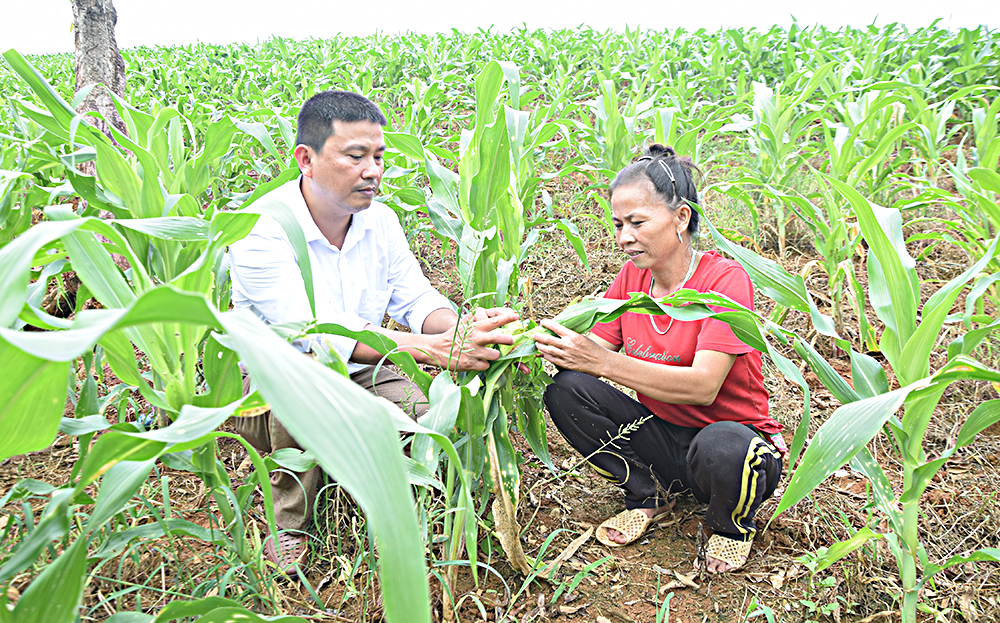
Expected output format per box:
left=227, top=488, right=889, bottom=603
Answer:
left=544, top=370, right=596, bottom=412
left=688, top=421, right=781, bottom=497
left=688, top=421, right=754, bottom=461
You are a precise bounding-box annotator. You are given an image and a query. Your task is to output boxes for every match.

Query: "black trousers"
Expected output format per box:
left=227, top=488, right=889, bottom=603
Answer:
left=544, top=370, right=782, bottom=541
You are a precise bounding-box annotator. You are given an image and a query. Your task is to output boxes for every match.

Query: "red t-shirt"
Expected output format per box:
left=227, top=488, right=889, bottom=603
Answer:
left=590, top=251, right=778, bottom=434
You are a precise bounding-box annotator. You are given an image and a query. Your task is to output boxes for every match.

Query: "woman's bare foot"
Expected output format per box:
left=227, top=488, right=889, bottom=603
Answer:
left=696, top=556, right=732, bottom=573
left=694, top=534, right=751, bottom=573
left=603, top=501, right=674, bottom=545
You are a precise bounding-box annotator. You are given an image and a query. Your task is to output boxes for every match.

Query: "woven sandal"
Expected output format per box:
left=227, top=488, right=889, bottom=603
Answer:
left=703, top=534, right=753, bottom=571
left=596, top=509, right=662, bottom=547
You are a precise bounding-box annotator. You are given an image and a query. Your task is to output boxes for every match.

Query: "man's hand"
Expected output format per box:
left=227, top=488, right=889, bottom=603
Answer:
left=436, top=307, right=520, bottom=371
left=360, top=307, right=519, bottom=371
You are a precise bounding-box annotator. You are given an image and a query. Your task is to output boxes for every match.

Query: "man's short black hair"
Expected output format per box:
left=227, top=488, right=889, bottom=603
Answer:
left=295, top=91, right=387, bottom=153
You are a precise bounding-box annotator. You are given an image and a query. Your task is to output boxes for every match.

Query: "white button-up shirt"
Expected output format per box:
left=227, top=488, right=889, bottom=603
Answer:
left=229, top=177, right=455, bottom=372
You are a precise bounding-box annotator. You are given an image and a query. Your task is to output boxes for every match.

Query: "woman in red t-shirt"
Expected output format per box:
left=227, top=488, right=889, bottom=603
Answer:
left=533, top=144, right=785, bottom=573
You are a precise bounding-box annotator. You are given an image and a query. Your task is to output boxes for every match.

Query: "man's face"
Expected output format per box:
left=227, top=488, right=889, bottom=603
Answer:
left=303, top=119, right=385, bottom=216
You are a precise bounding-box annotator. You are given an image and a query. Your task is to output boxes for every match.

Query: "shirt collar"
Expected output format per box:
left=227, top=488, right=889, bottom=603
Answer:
left=289, top=176, right=378, bottom=246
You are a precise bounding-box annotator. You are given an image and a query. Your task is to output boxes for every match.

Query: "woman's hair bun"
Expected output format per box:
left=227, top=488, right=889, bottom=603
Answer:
left=643, top=144, right=675, bottom=159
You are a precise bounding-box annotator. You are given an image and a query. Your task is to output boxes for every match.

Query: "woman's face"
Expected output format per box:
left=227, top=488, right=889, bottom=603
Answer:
left=611, top=179, right=690, bottom=273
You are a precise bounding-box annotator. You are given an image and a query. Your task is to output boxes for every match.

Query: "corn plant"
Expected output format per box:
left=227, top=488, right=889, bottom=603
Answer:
left=897, top=87, right=966, bottom=187
left=723, top=63, right=835, bottom=254
left=388, top=60, right=593, bottom=600
left=969, top=94, right=1000, bottom=172
left=769, top=176, right=875, bottom=352
left=0, top=52, right=434, bottom=623
left=771, top=179, right=1000, bottom=622
left=567, top=76, right=659, bottom=187
left=819, top=89, right=916, bottom=197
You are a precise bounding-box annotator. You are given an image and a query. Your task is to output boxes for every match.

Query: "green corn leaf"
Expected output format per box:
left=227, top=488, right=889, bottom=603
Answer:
left=491, top=405, right=520, bottom=502
left=850, top=448, right=903, bottom=535
left=849, top=349, right=889, bottom=399
left=793, top=338, right=859, bottom=404
left=93, top=516, right=234, bottom=561
left=86, top=458, right=158, bottom=532
left=826, top=176, right=919, bottom=364
left=0, top=490, right=72, bottom=583
left=234, top=119, right=282, bottom=162
left=1, top=287, right=224, bottom=459
left=474, top=61, right=504, bottom=133
left=898, top=234, right=1000, bottom=384
left=804, top=526, right=880, bottom=573
left=957, top=399, right=1000, bottom=448
left=700, top=210, right=836, bottom=336
left=221, top=310, right=430, bottom=623
left=195, top=334, right=242, bottom=408
left=901, top=454, right=951, bottom=504
left=0, top=219, right=87, bottom=328
left=410, top=374, right=462, bottom=475
left=0, top=338, right=68, bottom=461
left=385, top=131, right=426, bottom=161
left=152, top=597, right=251, bottom=623
left=75, top=433, right=166, bottom=489
left=312, top=323, right=433, bottom=396
left=923, top=549, right=1000, bottom=580
left=554, top=218, right=590, bottom=272
left=8, top=535, right=88, bottom=623
left=104, top=613, right=154, bottom=623
left=2, top=49, right=77, bottom=127
left=112, top=217, right=211, bottom=241
left=969, top=167, right=1000, bottom=191
left=469, top=112, right=511, bottom=226
left=517, top=389, right=554, bottom=472
left=92, top=138, right=143, bottom=214
left=773, top=380, right=930, bottom=519
left=59, top=414, right=111, bottom=437
left=241, top=196, right=315, bottom=318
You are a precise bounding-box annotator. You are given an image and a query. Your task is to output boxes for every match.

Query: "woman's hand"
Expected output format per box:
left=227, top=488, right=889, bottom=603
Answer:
left=533, top=319, right=612, bottom=376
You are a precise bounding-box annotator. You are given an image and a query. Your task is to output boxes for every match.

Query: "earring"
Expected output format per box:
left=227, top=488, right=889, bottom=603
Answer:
left=677, top=230, right=684, bottom=243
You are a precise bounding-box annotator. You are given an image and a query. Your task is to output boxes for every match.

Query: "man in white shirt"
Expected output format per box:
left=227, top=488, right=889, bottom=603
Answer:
left=229, top=90, right=518, bottom=573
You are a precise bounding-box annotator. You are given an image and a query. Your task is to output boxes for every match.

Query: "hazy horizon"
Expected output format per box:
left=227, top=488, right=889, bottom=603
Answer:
left=1, top=0, right=996, bottom=56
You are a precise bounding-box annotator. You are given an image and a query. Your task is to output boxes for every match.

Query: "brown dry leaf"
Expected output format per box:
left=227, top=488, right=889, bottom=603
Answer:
left=485, top=432, right=531, bottom=574
left=541, top=526, right=593, bottom=578
left=236, top=455, right=253, bottom=476
left=6, top=586, right=19, bottom=602
left=658, top=570, right=700, bottom=593
left=596, top=617, right=612, bottom=623
left=672, top=569, right=700, bottom=589
left=558, top=604, right=585, bottom=614
left=769, top=568, right=787, bottom=590
left=959, top=592, right=978, bottom=622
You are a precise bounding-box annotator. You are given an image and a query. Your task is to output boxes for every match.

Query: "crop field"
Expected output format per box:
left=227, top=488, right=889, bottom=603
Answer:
left=1, top=23, right=1000, bottom=623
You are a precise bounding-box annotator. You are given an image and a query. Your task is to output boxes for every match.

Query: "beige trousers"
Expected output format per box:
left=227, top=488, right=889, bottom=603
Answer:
left=235, top=365, right=428, bottom=530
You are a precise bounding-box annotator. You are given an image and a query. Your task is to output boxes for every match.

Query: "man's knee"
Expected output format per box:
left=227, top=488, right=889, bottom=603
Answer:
left=235, top=372, right=272, bottom=453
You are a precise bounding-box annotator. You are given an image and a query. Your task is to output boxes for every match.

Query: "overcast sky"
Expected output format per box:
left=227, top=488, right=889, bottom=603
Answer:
left=0, top=0, right=996, bottom=56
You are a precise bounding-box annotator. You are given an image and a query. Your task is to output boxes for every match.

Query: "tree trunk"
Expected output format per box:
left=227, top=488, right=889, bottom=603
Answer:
left=46, top=0, right=129, bottom=320
left=72, top=0, right=127, bottom=139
